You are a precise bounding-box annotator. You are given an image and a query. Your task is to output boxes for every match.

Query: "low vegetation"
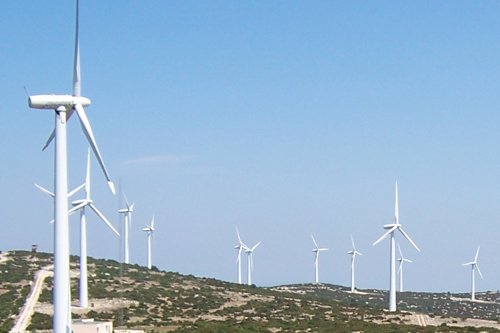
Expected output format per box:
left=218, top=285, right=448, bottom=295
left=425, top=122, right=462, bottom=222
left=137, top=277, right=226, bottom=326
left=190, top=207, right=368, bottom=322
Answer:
left=0, top=250, right=499, bottom=333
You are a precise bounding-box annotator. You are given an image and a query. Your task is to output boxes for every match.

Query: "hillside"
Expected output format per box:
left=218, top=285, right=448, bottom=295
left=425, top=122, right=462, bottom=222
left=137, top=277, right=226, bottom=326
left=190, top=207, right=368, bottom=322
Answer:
left=0, top=250, right=499, bottom=333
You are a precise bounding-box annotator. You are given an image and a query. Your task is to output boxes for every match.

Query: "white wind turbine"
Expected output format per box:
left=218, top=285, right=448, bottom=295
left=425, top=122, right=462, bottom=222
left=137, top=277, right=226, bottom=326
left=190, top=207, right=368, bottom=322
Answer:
left=347, top=235, right=362, bottom=292
left=245, top=241, right=261, bottom=286
left=311, top=235, right=328, bottom=285
left=234, top=228, right=249, bottom=284
left=372, top=182, right=420, bottom=312
left=27, top=1, right=115, bottom=332
left=68, top=148, right=119, bottom=308
left=462, top=246, right=483, bottom=301
left=142, top=216, right=155, bottom=269
left=396, top=244, right=412, bottom=292
left=118, top=194, right=135, bottom=264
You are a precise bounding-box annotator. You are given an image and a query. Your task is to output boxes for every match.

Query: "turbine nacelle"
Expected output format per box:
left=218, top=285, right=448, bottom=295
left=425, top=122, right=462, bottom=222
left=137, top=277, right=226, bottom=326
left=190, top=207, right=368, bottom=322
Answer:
left=71, top=198, right=92, bottom=206
left=29, top=95, right=91, bottom=110
left=312, top=248, right=328, bottom=252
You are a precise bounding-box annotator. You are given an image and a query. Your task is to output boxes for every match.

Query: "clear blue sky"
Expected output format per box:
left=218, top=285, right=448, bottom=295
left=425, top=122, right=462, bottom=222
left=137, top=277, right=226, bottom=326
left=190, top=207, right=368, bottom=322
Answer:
left=1, top=1, right=500, bottom=293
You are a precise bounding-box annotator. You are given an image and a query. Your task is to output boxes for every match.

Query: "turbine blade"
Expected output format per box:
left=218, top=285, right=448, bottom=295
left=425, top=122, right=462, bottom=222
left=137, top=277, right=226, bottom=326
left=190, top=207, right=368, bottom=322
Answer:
left=41, top=129, right=56, bottom=151
left=311, top=234, right=319, bottom=249
left=85, top=147, right=91, bottom=200
left=350, top=234, right=355, bottom=250
left=372, top=226, right=397, bottom=246
left=89, top=203, right=120, bottom=236
left=474, top=246, right=480, bottom=262
left=68, top=183, right=85, bottom=198
left=397, top=261, right=403, bottom=274
left=251, top=241, right=261, bottom=251
left=150, top=215, right=155, bottom=229
left=123, top=192, right=130, bottom=208
left=394, top=181, right=399, bottom=224
left=73, top=0, right=81, bottom=97
left=398, top=243, right=403, bottom=257
left=398, top=227, right=420, bottom=252
left=236, top=227, right=243, bottom=244
left=74, top=103, right=115, bottom=194
left=476, top=264, right=484, bottom=279
left=34, top=183, right=54, bottom=198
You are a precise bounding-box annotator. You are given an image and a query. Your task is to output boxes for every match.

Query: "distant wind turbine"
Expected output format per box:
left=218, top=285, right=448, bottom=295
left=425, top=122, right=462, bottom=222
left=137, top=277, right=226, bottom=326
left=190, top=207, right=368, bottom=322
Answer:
left=234, top=228, right=249, bottom=284
left=118, top=194, right=135, bottom=264
left=462, top=246, right=483, bottom=301
left=347, top=235, right=362, bottom=292
left=396, top=243, right=412, bottom=292
left=372, top=182, right=420, bottom=312
left=311, top=235, right=328, bottom=285
left=142, top=216, right=155, bottom=269
left=67, top=148, right=119, bottom=308
left=246, top=241, right=261, bottom=285
left=27, top=1, right=115, bottom=331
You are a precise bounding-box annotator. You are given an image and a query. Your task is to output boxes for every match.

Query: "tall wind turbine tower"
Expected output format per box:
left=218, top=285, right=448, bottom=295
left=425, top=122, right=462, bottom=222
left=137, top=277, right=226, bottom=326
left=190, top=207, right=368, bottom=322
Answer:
left=372, top=182, right=420, bottom=312
left=234, top=228, right=248, bottom=284
left=142, top=216, right=155, bottom=269
left=28, top=1, right=115, bottom=331
left=68, top=148, right=119, bottom=308
left=245, top=241, right=261, bottom=285
left=347, top=235, right=362, bottom=292
left=462, top=246, right=483, bottom=301
left=118, top=194, right=134, bottom=264
left=311, top=235, right=328, bottom=284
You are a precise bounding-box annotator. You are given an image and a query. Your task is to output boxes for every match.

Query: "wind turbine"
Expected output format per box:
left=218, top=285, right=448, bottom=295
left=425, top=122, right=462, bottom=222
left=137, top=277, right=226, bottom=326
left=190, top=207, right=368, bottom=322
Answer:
left=142, top=216, right=155, bottom=269
left=311, top=235, right=328, bottom=285
left=372, top=182, right=420, bottom=312
left=396, top=243, right=412, bottom=292
left=347, top=235, right=362, bottom=292
left=245, top=241, right=261, bottom=285
left=27, top=1, right=115, bottom=332
left=234, top=228, right=249, bottom=284
left=68, top=148, right=119, bottom=308
left=462, top=246, right=483, bottom=301
left=118, top=194, right=135, bottom=264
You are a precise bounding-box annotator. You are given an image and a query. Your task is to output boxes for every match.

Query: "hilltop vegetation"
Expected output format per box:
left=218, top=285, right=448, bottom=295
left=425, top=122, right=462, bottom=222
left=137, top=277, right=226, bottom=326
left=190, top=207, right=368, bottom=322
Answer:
left=0, top=250, right=499, bottom=333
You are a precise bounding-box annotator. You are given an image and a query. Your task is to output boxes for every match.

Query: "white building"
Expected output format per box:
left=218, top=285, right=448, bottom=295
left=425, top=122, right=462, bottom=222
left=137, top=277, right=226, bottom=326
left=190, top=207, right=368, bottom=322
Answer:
left=72, top=319, right=113, bottom=333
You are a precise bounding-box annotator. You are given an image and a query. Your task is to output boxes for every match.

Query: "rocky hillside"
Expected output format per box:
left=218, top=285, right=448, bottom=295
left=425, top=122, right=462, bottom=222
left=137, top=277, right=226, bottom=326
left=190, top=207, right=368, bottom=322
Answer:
left=0, top=250, right=499, bottom=333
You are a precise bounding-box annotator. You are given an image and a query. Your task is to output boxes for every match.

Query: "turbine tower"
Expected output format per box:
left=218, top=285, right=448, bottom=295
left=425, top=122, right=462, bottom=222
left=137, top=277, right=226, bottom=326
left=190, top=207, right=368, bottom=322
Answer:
left=142, top=216, right=155, bottom=269
left=462, top=246, right=483, bottom=301
left=68, top=148, right=119, bottom=308
left=234, top=228, right=249, bottom=284
left=347, top=235, right=362, bottom=292
left=245, top=241, right=261, bottom=285
left=372, top=182, right=420, bottom=312
left=28, top=1, right=115, bottom=331
left=118, top=194, right=134, bottom=264
left=311, top=235, right=328, bottom=284
left=396, top=243, right=412, bottom=292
